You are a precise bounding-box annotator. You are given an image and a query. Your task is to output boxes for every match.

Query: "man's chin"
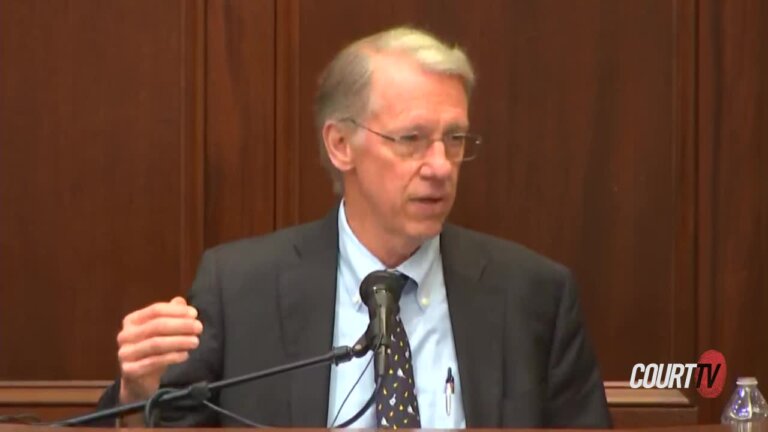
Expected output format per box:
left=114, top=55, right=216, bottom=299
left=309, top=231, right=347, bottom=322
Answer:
left=407, top=219, right=447, bottom=241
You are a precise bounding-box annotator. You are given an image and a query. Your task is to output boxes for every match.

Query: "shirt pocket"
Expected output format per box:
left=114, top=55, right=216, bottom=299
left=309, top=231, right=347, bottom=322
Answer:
left=416, top=389, right=465, bottom=428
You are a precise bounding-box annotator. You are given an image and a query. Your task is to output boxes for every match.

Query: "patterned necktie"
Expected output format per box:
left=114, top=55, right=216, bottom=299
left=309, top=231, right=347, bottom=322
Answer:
left=375, top=290, right=421, bottom=429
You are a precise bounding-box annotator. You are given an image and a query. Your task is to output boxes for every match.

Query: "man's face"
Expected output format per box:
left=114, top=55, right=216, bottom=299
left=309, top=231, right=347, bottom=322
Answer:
left=345, top=53, right=468, bottom=248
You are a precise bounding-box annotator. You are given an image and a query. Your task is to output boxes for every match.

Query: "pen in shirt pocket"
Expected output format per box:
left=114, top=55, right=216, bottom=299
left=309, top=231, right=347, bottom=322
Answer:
left=445, top=367, right=455, bottom=416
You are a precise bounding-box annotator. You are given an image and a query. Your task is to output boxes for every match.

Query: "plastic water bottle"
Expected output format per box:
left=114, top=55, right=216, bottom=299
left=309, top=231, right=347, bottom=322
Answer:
left=721, top=377, right=768, bottom=429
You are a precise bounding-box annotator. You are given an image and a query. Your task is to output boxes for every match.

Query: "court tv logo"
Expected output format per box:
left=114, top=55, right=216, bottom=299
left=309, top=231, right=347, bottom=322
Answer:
left=629, top=349, right=727, bottom=398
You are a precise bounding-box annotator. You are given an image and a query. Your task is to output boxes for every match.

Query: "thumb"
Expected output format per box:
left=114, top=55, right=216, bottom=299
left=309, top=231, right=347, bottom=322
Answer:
left=170, top=296, right=187, bottom=306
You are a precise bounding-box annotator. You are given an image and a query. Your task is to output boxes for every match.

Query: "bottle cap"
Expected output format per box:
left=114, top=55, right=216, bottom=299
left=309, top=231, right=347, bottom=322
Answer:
left=736, top=377, right=758, bottom=386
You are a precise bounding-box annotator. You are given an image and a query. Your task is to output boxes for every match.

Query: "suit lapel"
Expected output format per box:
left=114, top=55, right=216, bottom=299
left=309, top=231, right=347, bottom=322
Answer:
left=442, top=225, right=503, bottom=427
left=277, top=209, right=339, bottom=427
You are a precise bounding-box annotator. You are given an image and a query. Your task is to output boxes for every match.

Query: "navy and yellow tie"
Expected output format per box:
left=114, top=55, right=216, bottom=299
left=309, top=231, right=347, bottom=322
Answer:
left=375, top=312, right=421, bottom=429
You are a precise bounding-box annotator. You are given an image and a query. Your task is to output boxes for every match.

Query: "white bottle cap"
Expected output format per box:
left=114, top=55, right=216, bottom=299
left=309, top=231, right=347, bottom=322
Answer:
left=736, top=377, right=758, bottom=386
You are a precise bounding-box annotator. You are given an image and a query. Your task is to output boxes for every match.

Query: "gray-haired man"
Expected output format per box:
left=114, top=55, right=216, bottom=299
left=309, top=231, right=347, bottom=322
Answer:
left=101, top=27, right=611, bottom=429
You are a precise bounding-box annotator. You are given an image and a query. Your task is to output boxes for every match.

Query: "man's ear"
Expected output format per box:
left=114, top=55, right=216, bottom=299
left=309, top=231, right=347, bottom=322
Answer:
left=322, top=120, right=354, bottom=172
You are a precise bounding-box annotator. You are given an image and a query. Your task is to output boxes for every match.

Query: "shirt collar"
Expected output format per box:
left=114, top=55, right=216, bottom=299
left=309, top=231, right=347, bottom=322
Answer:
left=338, top=201, right=439, bottom=311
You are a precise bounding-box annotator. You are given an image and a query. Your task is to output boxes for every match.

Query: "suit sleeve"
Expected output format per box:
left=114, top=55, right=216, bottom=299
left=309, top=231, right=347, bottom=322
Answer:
left=545, top=270, right=612, bottom=428
left=94, top=249, right=224, bottom=427
left=156, top=249, right=225, bottom=426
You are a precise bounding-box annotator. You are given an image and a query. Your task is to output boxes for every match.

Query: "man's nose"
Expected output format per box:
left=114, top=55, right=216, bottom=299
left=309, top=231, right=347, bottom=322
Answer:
left=420, top=140, right=454, bottom=179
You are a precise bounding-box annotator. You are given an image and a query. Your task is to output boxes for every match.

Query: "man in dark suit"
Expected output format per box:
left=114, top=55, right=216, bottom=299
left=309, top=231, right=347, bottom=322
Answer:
left=101, top=27, right=611, bottom=428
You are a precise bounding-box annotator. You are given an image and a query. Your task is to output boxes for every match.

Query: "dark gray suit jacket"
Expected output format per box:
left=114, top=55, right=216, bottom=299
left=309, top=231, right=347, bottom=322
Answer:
left=98, top=208, right=611, bottom=428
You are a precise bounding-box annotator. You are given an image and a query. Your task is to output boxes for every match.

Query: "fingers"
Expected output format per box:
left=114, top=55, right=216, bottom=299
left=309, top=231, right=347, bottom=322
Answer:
left=117, top=317, right=202, bottom=346
left=117, top=298, right=202, bottom=404
left=118, top=335, right=200, bottom=363
left=123, top=300, right=197, bottom=327
left=120, top=350, right=191, bottom=379
left=170, top=296, right=187, bottom=306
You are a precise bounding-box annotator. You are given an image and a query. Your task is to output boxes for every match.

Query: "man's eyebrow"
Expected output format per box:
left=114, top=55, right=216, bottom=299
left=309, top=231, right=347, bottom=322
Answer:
left=395, top=122, right=430, bottom=133
left=444, top=122, right=470, bottom=133
left=395, top=121, right=468, bottom=134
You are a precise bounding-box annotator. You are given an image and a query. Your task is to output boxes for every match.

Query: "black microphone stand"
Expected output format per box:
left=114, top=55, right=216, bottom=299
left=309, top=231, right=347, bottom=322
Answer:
left=50, top=270, right=403, bottom=428
left=50, top=343, right=370, bottom=427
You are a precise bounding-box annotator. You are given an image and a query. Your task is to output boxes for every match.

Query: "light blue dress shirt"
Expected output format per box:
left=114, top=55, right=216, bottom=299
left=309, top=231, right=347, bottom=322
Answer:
left=327, top=202, right=466, bottom=428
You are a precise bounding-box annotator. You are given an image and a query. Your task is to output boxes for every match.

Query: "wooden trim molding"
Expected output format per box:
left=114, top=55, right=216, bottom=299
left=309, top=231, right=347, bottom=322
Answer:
left=0, top=380, right=693, bottom=407
left=605, top=381, right=697, bottom=427
left=605, top=381, right=694, bottom=407
left=0, top=380, right=698, bottom=426
left=0, top=381, right=111, bottom=406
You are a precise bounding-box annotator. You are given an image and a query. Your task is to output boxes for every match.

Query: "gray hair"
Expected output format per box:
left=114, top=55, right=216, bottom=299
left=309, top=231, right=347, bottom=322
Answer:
left=314, top=26, right=476, bottom=194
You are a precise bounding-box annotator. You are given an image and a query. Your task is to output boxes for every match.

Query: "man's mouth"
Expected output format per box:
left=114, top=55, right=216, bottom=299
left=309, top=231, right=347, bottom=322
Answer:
left=412, top=196, right=445, bottom=203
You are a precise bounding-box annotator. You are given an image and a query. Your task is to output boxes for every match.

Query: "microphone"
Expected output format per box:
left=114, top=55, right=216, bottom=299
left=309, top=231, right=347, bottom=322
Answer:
left=358, top=270, right=408, bottom=380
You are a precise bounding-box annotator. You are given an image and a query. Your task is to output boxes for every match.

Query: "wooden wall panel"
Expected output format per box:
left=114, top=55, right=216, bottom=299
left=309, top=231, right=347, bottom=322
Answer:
left=446, top=0, right=694, bottom=380
left=0, top=0, right=204, bottom=379
left=697, top=0, right=768, bottom=423
left=204, top=0, right=276, bottom=246
left=278, top=0, right=695, bottom=380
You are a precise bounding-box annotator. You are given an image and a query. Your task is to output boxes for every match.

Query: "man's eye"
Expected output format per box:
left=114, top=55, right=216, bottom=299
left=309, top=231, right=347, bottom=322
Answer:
left=446, top=134, right=466, bottom=145
left=398, top=133, right=423, bottom=143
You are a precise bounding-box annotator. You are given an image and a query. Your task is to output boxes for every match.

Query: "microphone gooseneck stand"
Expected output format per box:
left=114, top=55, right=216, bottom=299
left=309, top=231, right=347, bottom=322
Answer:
left=51, top=270, right=406, bottom=428
left=50, top=344, right=370, bottom=427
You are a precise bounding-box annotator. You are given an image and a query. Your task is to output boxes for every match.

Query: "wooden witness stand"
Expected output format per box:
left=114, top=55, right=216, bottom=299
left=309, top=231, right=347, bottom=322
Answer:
left=0, top=381, right=709, bottom=429
left=1, top=425, right=765, bottom=432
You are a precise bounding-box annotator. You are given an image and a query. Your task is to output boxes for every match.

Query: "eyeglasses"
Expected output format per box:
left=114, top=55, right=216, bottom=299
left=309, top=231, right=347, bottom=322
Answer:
left=342, top=118, right=481, bottom=162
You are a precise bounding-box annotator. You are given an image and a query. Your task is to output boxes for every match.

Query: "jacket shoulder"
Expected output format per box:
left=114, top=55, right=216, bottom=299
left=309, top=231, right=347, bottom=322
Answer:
left=202, top=218, right=329, bottom=273
left=443, top=224, right=570, bottom=279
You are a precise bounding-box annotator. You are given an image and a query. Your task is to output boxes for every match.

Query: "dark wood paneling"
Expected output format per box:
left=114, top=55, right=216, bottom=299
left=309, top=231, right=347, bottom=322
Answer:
left=671, top=0, right=698, bottom=374
left=275, top=0, right=301, bottom=229
left=450, top=0, right=693, bottom=381
left=697, top=0, right=768, bottom=423
left=204, top=0, right=276, bottom=246
left=0, top=0, right=204, bottom=379
left=280, top=0, right=695, bottom=380
left=180, top=0, right=207, bottom=293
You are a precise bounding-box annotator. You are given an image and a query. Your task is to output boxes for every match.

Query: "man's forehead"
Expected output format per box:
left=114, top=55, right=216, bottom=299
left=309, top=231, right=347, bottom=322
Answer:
left=368, top=51, right=437, bottom=83
left=368, top=53, right=465, bottom=100
left=362, top=52, right=468, bottom=123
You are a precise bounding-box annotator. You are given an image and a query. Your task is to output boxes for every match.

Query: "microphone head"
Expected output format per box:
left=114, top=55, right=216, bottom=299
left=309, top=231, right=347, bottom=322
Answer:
left=358, top=270, right=408, bottom=377
left=359, top=270, right=407, bottom=309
